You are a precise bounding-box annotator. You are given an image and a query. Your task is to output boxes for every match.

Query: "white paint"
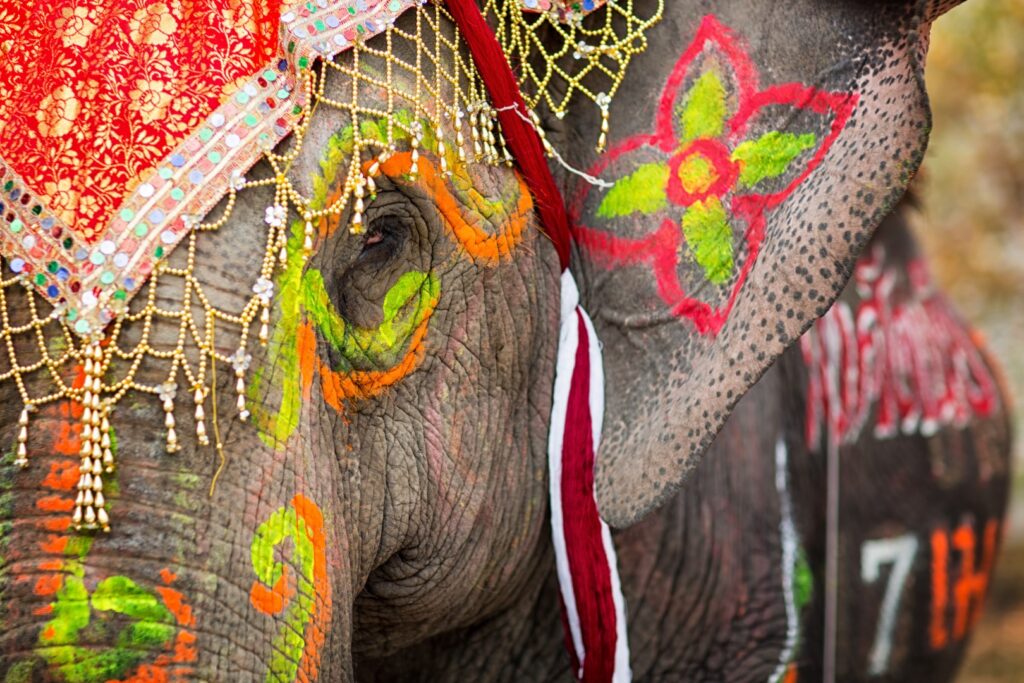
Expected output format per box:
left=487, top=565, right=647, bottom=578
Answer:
left=861, top=534, right=919, bottom=676
left=769, top=437, right=799, bottom=683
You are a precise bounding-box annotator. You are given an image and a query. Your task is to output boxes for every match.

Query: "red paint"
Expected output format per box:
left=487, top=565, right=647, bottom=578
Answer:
left=666, top=139, right=739, bottom=207
left=571, top=14, right=857, bottom=335
left=802, top=246, right=1000, bottom=447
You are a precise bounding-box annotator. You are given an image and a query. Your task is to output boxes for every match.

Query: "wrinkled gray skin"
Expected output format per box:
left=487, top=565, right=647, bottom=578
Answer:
left=0, top=0, right=1012, bottom=681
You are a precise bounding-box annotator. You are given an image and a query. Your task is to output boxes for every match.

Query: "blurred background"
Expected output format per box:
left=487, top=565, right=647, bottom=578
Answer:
left=915, top=1, right=1024, bottom=680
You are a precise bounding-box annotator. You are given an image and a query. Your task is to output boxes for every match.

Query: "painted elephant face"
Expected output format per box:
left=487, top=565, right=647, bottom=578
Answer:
left=0, top=0, right=963, bottom=680
left=0, top=8, right=560, bottom=680
left=551, top=0, right=959, bottom=527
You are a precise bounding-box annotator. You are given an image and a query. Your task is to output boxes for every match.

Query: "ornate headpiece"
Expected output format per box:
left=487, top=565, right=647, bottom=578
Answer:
left=1, top=0, right=661, bottom=679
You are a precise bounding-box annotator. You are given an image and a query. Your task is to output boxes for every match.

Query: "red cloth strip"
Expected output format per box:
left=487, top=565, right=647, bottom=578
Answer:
left=444, top=0, right=572, bottom=271
left=562, top=311, right=618, bottom=681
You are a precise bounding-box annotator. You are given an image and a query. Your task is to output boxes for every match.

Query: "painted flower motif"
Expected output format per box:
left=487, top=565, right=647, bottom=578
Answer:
left=35, top=85, right=81, bottom=138
left=130, top=3, right=179, bottom=46
left=573, top=16, right=857, bottom=335
left=128, top=79, right=172, bottom=124
left=56, top=6, right=98, bottom=48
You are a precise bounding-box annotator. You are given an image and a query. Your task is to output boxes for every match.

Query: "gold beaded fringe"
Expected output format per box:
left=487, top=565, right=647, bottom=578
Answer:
left=2, top=0, right=660, bottom=532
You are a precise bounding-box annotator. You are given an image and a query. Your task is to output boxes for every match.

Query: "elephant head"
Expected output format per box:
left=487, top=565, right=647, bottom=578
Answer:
left=0, top=0, right=966, bottom=680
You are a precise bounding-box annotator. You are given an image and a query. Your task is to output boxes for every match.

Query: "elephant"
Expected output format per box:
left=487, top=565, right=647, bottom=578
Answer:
left=0, top=0, right=1012, bottom=682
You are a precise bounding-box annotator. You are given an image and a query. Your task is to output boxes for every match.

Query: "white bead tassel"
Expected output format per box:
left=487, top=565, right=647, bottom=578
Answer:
left=14, top=407, right=29, bottom=468
left=74, top=341, right=110, bottom=532
left=194, top=387, right=209, bottom=447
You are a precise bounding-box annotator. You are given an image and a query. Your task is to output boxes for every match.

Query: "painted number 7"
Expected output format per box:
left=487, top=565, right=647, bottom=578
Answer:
left=861, top=534, right=919, bottom=676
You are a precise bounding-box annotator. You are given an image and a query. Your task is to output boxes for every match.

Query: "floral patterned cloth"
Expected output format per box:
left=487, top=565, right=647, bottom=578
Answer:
left=0, top=0, right=281, bottom=242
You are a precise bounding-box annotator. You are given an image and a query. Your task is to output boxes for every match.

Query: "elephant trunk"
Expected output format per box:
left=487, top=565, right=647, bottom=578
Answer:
left=0, top=388, right=358, bottom=682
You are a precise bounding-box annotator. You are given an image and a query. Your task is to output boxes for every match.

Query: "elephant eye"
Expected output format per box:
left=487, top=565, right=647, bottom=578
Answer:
left=359, top=215, right=407, bottom=263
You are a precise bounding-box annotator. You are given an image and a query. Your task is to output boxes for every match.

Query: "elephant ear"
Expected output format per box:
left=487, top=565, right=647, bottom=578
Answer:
left=566, top=1, right=954, bottom=528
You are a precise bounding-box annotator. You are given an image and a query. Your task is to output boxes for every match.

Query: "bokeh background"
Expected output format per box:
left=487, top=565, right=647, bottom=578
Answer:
left=916, top=1, right=1024, bottom=680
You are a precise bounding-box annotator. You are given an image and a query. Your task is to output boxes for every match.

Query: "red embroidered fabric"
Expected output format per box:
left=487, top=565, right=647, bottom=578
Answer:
left=0, top=0, right=282, bottom=242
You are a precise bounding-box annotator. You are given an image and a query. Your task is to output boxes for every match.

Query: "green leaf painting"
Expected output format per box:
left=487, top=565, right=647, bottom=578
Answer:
left=731, top=131, right=816, bottom=187
left=597, top=163, right=669, bottom=218
left=681, top=197, right=734, bottom=285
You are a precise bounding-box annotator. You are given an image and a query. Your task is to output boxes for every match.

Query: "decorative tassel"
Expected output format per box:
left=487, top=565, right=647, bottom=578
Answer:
left=547, top=272, right=630, bottom=683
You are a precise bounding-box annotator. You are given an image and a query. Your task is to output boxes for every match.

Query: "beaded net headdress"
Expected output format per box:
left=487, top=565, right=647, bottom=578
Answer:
left=0, top=0, right=661, bottom=532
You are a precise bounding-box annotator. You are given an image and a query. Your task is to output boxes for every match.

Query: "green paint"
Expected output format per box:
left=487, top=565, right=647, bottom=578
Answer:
left=37, top=575, right=175, bottom=683
left=29, top=432, right=174, bottom=683
left=680, top=71, right=727, bottom=142
left=251, top=128, right=353, bottom=448
left=794, top=547, right=813, bottom=610
left=252, top=112, right=445, bottom=448
left=731, top=131, right=816, bottom=187
left=597, top=162, right=669, bottom=218
left=681, top=197, right=733, bottom=285
left=301, top=269, right=439, bottom=372
left=251, top=504, right=317, bottom=683
left=3, top=660, right=39, bottom=683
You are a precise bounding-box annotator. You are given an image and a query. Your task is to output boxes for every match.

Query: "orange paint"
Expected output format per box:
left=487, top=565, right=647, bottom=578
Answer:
left=156, top=587, right=196, bottom=629
left=951, top=520, right=998, bottom=639
left=34, top=573, right=63, bottom=597
left=40, top=536, right=69, bottom=554
left=930, top=528, right=949, bottom=649
left=293, top=494, right=330, bottom=683
left=249, top=568, right=293, bottom=616
left=930, top=519, right=1000, bottom=649
left=44, top=517, right=72, bottom=532
left=36, top=495, right=75, bottom=513
left=317, top=314, right=431, bottom=410
left=42, top=459, right=80, bottom=490
left=116, top=665, right=168, bottom=683
left=370, top=153, right=531, bottom=264
left=783, top=664, right=798, bottom=683
left=298, top=318, right=316, bottom=403
left=159, top=568, right=177, bottom=584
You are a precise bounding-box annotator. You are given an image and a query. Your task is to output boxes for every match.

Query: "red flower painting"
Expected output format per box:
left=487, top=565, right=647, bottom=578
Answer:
left=572, top=15, right=858, bottom=335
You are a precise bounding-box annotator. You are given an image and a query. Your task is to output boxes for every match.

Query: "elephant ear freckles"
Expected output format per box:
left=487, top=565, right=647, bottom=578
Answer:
left=563, top=3, right=942, bottom=528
